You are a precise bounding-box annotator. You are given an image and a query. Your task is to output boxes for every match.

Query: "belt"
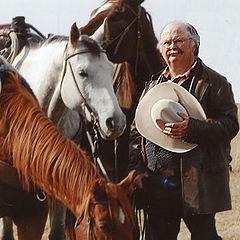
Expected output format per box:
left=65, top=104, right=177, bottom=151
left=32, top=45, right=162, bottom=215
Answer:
left=147, top=165, right=176, bottom=178
left=155, top=167, right=175, bottom=177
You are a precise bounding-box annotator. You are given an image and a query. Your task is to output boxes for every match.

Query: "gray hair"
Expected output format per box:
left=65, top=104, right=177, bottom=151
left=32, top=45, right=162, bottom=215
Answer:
left=160, top=21, right=200, bottom=56
left=185, top=22, right=200, bottom=56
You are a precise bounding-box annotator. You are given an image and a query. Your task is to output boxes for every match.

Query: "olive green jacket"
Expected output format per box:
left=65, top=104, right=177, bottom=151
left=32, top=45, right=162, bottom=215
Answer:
left=129, top=58, right=239, bottom=215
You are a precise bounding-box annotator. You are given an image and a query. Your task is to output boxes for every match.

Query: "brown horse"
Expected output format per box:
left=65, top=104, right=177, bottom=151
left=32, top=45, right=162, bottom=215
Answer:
left=80, top=0, right=166, bottom=181
left=0, top=64, right=136, bottom=239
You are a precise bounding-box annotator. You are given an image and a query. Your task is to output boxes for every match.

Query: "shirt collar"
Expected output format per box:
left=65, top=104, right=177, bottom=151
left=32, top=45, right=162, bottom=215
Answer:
left=162, top=60, right=197, bottom=84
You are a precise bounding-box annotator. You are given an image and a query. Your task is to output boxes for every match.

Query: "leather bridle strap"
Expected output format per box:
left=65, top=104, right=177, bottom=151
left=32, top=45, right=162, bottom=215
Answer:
left=104, top=4, right=142, bottom=77
left=60, top=44, right=111, bottom=182
left=75, top=201, right=109, bottom=240
left=59, top=45, right=102, bottom=131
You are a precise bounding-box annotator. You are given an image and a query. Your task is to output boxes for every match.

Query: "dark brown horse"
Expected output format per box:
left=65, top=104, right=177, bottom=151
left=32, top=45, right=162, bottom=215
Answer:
left=80, top=0, right=166, bottom=181
left=0, top=63, right=136, bottom=239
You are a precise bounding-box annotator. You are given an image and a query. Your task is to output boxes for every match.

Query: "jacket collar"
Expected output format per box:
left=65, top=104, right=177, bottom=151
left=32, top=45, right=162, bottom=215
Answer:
left=190, top=58, right=210, bottom=101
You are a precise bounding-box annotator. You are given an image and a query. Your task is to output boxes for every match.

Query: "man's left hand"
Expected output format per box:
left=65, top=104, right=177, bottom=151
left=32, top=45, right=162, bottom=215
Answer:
left=163, top=112, right=189, bottom=139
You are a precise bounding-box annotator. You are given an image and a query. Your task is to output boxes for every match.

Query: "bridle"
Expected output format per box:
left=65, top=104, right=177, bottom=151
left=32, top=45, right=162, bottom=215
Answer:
left=59, top=43, right=111, bottom=181
left=75, top=200, right=113, bottom=240
left=102, top=3, right=142, bottom=77
left=60, top=43, right=105, bottom=130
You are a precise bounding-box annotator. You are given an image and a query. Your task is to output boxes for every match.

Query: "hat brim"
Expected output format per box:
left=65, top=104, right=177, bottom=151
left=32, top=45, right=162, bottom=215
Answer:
left=135, top=82, right=206, bottom=153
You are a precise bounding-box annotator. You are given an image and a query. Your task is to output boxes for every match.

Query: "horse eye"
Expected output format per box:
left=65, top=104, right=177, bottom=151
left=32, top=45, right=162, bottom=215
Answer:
left=79, top=70, right=88, bottom=78
left=99, top=224, right=112, bottom=233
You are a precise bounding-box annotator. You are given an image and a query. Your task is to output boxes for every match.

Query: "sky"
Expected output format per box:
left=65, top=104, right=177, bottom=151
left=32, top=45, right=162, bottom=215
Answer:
left=2, top=0, right=240, bottom=102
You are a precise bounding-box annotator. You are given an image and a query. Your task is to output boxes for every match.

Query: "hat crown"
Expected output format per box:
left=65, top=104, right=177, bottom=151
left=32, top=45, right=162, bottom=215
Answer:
left=151, top=99, right=188, bottom=131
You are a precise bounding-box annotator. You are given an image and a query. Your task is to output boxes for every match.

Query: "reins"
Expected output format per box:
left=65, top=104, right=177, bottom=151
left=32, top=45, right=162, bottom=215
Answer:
left=0, top=29, right=19, bottom=64
left=75, top=200, right=113, bottom=240
left=105, top=3, right=143, bottom=182
left=60, top=43, right=111, bottom=182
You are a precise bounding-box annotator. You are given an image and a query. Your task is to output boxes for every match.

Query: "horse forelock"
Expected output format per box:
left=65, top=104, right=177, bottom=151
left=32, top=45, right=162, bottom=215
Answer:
left=79, top=35, right=103, bottom=55
left=115, top=62, right=135, bottom=109
left=0, top=71, right=101, bottom=216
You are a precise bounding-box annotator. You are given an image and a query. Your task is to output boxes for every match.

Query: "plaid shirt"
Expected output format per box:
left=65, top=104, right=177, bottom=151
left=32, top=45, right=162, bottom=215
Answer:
left=161, top=61, right=197, bottom=86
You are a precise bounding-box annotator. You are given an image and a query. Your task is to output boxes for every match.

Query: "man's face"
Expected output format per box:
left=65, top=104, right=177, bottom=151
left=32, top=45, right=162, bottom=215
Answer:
left=160, top=23, right=196, bottom=69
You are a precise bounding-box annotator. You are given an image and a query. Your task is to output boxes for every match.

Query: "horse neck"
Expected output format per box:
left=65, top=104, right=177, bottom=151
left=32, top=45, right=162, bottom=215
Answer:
left=15, top=42, right=66, bottom=109
left=15, top=41, right=71, bottom=127
left=129, top=47, right=164, bottom=90
left=1, top=76, right=101, bottom=218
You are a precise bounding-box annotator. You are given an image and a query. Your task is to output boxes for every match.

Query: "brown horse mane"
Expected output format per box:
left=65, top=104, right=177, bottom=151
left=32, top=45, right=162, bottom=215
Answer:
left=113, top=62, right=135, bottom=109
left=0, top=71, right=105, bottom=216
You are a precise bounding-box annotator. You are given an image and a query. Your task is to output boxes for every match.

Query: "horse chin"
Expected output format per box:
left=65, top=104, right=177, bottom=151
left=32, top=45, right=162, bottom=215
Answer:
left=98, top=127, right=124, bottom=140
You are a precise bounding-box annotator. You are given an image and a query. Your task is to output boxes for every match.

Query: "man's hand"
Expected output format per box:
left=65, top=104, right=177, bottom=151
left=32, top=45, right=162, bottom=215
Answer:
left=163, top=112, right=189, bottom=139
left=134, top=172, right=149, bottom=189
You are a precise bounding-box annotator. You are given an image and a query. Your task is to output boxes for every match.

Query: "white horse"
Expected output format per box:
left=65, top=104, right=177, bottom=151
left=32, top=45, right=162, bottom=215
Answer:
left=5, top=23, right=126, bottom=240
left=12, top=23, right=126, bottom=140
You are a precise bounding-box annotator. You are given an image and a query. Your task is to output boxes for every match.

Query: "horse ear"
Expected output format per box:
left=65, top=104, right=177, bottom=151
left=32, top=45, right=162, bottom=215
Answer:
left=70, top=22, right=80, bottom=46
left=92, top=179, right=107, bottom=201
left=119, top=170, right=136, bottom=197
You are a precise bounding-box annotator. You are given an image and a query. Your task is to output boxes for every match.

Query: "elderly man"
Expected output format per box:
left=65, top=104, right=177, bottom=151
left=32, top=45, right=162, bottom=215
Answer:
left=129, top=21, right=239, bottom=240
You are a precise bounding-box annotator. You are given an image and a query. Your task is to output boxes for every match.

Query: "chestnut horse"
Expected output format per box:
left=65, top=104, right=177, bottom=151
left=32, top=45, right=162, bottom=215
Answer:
left=80, top=0, right=166, bottom=181
left=0, top=61, right=136, bottom=239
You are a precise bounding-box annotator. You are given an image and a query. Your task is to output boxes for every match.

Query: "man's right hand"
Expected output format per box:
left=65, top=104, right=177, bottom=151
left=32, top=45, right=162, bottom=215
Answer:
left=134, top=172, right=149, bottom=189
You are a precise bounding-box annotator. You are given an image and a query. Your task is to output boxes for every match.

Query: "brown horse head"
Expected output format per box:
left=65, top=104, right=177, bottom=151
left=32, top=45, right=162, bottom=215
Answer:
left=80, top=0, right=155, bottom=63
left=75, top=170, right=136, bottom=240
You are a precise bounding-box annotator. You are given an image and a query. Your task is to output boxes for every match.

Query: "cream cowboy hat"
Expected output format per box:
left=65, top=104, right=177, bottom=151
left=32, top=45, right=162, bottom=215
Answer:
left=135, top=82, right=206, bottom=153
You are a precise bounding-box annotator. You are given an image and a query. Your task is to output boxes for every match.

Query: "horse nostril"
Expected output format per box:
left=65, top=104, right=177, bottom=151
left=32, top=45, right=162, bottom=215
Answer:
left=106, top=117, right=115, bottom=131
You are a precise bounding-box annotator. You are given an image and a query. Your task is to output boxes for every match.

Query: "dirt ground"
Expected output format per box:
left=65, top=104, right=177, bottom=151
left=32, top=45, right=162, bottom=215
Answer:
left=4, top=105, right=240, bottom=240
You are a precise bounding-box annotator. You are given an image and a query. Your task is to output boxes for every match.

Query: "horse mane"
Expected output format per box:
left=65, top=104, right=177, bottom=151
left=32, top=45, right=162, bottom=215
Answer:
left=114, top=62, right=135, bottom=109
left=0, top=71, right=104, bottom=215
left=41, top=34, right=103, bottom=56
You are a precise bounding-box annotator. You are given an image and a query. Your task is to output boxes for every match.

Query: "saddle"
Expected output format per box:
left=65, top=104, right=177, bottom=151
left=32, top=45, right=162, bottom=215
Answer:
left=0, top=16, right=46, bottom=63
